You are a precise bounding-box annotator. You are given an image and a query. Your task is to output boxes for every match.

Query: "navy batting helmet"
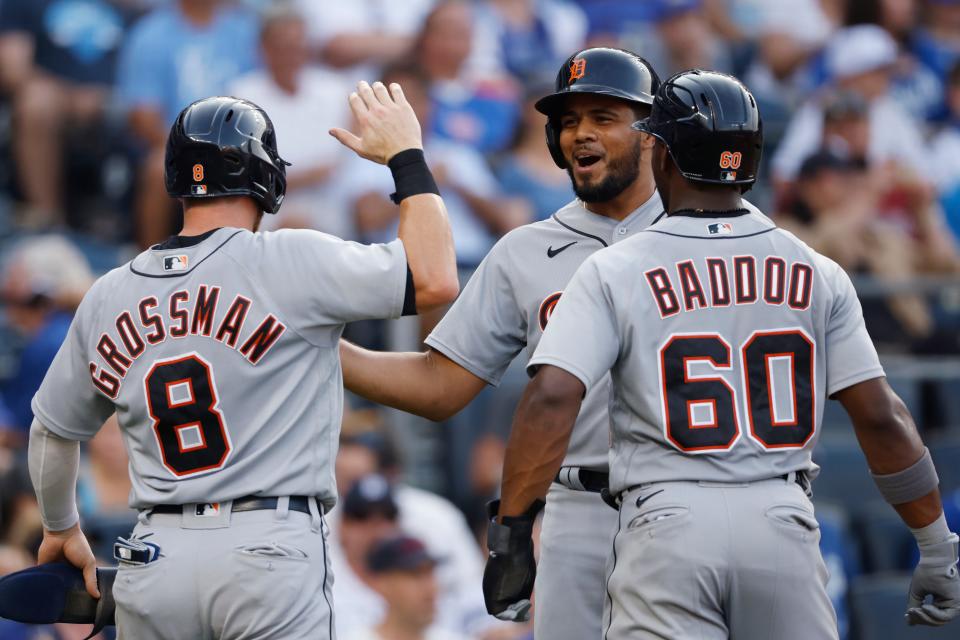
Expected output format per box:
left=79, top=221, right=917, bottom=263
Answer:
left=165, top=96, right=291, bottom=214
left=535, top=47, right=660, bottom=168
left=633, top=69, right=762, bottom=188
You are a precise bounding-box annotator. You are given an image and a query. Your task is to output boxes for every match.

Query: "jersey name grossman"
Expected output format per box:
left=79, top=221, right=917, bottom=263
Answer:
left=644, top=255, right=814, bottom=318
left=89, top=284, right=286, bottom=398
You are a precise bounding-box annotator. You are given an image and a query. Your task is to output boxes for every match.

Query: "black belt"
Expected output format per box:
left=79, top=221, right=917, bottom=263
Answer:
left=600, top=471, right=812, bottom=511
left=555, top=467, right=609, bottom=493
left=149, top=495, right=313, bottom=516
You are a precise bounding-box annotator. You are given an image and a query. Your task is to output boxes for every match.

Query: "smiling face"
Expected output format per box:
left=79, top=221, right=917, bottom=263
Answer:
left=557, top=94, right=647, bottom=203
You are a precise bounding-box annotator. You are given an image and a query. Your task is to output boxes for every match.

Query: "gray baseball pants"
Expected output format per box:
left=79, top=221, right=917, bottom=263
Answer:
left=602, top=477, right=838, bottom=639
left=113, top=497, right=335, bottom=640
left=535, top=481, right=619, bottom=640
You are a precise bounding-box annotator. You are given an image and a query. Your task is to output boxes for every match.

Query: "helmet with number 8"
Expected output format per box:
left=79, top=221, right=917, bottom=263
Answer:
left=633, top=69, right=762, bottom=189
left=165, top=96, right=291, bottom=214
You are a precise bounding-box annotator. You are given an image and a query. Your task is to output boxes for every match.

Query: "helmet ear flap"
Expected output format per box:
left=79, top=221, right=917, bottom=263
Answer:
left=545, top=121, right=566, bottom=169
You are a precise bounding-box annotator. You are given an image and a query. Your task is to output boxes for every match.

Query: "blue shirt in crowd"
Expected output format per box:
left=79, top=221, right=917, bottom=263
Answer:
left=0, top=0, right=132, bottom=85
left=116, top=3, right=258, bottom=126
left=0, top=312, right=73, bottom=434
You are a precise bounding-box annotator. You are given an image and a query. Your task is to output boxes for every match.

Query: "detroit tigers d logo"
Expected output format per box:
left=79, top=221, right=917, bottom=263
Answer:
left=538, top=291, right=563, bottom=331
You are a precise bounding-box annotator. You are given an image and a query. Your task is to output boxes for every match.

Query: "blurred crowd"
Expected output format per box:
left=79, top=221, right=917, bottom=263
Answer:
left=2, top=0, right=960, bottom=639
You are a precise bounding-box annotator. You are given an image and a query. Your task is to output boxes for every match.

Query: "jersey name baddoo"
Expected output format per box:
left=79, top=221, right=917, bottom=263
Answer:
left=89, top=284, right=286, bottom=398
left=644, top=255, right=814, bottom=319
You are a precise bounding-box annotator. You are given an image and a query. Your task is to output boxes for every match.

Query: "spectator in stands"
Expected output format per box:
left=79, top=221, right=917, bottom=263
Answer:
left=116, top=0, right=258, bottom=247
left=229, top=3, right=354, bottom=237
left=331, top=474, right=403, bottom=638
left=346, top=534, right=469, bottom=640
left=77, top=416, right=131, bottom=518
left=845, top=0, right=945, bottom=121
left=772, top=25, right=931, bottom=189
left=471, top=0, right=587, bottom=82
left=295, top=0, right=435, bottom=82
left=494, top=84, right=573, bottom=221
left=338, top=62, right=529, bottom=271
left=0, top=236, right=93, bottom=444
left=917, top=0, right=960, bottom=76
left=336, top=433, right=493, bottom=636
left=778, top=150, right=955, bottom=344
left=415, top=0, right=521, bottom=153
left=633, top=0, right=733, bottom=78
left=932, top=59, right=960, bottom=239
left=0, top=0, right=136, bottom=228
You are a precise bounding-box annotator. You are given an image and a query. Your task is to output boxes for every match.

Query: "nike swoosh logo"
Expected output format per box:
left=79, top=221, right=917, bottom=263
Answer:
left=547, top=241, right=577, bottom=258
left=635, top=489, right=664, bottom=509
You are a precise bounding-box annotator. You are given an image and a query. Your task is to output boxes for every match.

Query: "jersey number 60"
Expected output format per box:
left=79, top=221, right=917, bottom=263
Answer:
left=144, top=353, right=231, bottom=477
left=659, top=330, right=814, bottom=453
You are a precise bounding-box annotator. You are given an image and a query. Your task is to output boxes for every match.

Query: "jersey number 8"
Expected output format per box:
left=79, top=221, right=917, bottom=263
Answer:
left=659, top=329, right=814, bottom=453
left=144, top=353, right=231, bottom=477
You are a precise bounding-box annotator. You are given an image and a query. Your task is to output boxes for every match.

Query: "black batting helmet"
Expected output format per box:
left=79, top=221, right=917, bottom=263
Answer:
left=165, top=96, right=290, bottom=214
left=535, top=47, right=660, bottom=168
left=633, top=69, right=762, bottom=188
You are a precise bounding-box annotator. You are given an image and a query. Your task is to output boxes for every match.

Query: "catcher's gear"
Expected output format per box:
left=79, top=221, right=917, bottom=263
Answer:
left=165, top=96, right=291, bottom=214
left=483, top=499, right=545, bottom=622
left=906, top=532, right=960, bottom=626
left=0, top=562, right=117, bottom=639
left=535, top=47, right=660, bottom=169
left=633, top=69, right=762, bottom=188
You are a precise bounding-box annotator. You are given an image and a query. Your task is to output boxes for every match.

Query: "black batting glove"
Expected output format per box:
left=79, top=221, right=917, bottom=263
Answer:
left=482, top=499, right=544, bottom=622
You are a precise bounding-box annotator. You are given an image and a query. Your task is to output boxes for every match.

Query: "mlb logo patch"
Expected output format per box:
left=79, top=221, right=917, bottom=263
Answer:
left=196, top=503, right=220, bottom=517
left=163, top=255, right=189, bottom=271
left=708, top=223, right=733, bottom=235
left=720, top=171, right=737, bottom=182
left=191, top=184, right=208, bottom=195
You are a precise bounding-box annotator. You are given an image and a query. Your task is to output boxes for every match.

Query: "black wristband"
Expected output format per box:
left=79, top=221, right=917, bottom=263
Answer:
left=388, top=148, right=440, bottom=204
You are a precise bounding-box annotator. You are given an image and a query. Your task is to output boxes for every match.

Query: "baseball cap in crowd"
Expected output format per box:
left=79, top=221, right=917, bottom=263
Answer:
left=822, top=90, right=869, bottom=122
left=648, top=0, right=702, bottom=21
left=366, top=534, right=438, bottom=574
left=825, top=25, right=897, bottom=81
left=341, top=473, right=399, bottom=521
left=797, top=149, right=862, bottom=181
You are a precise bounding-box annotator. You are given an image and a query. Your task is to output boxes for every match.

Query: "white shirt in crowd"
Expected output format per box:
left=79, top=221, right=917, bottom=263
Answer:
left=229, top=67, right=355, bottom=238
left=329, top=485, right=492, bottom=638
left=771, top=94, right=930, bottom=181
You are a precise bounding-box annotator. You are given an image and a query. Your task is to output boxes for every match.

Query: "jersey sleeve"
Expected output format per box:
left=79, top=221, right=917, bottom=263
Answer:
left=527, top=256, right=620, bottom=391
left=31, top=289, right=114, bottom=441
left=424, top=238, right=525, bottom=386
left=264, top=230, right=408, bottom=327
left=824, top=263, right=885, bottom=396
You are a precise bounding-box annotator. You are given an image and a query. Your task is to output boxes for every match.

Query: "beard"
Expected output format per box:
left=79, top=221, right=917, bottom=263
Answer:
left=567, top=139, right=643, bottom=203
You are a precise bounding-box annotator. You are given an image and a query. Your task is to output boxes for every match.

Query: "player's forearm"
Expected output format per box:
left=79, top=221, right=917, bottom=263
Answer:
left=499, top=368, right=583, bottom=519
left=340, top=341, right=480, bottom=421
left=838, top=379, right=943, bottom=528
left=28, top=418, right=81, bottom=532
left=397, top=192, right=459, bottom=311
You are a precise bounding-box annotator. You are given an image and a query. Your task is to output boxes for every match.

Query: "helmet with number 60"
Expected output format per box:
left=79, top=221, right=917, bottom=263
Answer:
left=633, top=69, right=762, bottom=189
left=165, top=96, right=291, bottom=214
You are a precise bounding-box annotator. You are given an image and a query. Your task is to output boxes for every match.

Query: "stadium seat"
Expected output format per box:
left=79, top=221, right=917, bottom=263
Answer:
left=855, top=501, right=915, bottom=573
left=929, top=437, right=960, bottom=493
left=815, top=501, right=861, bottom=640
left=812, top=433, right=883, bottom=516
left=850, top=573, right=945, bottom=640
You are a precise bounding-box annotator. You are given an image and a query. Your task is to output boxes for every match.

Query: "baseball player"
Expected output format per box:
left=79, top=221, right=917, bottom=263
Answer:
left=486, top=69, right=960, bottom=638
left=26, top=82, right=458, bottom=639
left=341, top=47, right=663, bottom=639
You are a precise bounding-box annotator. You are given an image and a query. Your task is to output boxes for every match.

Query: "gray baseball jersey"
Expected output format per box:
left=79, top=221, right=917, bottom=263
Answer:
left=530, top=209, right=884, bottom=493
left=32, top=227, right=408, bottom=510
left=425, top=193, right=663, bottom=470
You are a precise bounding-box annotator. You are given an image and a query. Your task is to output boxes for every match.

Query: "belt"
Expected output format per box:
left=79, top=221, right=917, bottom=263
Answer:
left=554, top=467, right=609, bottom=493
left=149, top=495, right=313, bottom=516
left=600, top=470, right=812, bottom=511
